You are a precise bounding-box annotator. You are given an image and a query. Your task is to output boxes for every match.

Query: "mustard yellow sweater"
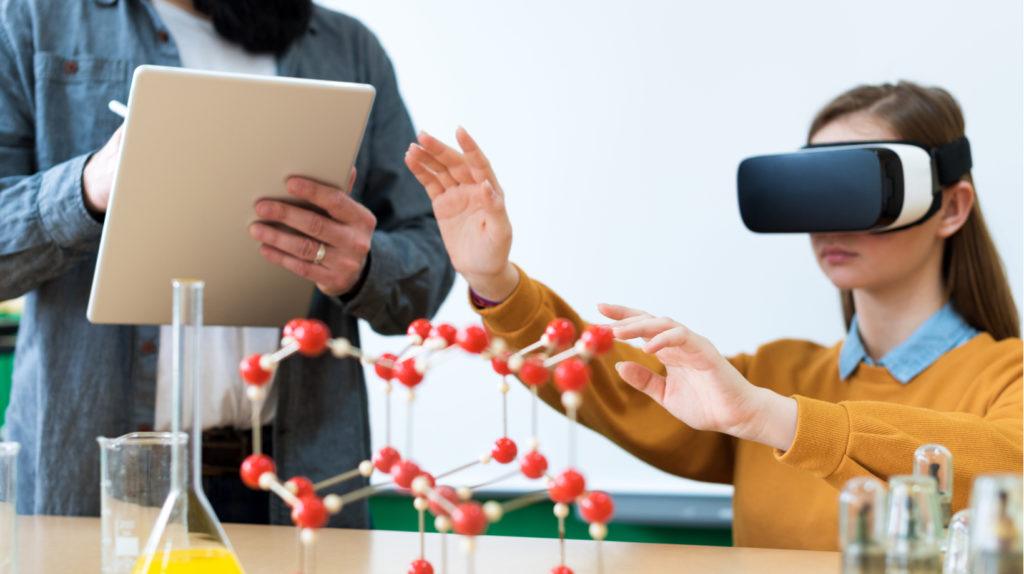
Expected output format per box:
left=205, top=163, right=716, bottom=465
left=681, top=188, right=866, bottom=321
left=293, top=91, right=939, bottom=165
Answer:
left=475, top=267, right=1023, bottom=551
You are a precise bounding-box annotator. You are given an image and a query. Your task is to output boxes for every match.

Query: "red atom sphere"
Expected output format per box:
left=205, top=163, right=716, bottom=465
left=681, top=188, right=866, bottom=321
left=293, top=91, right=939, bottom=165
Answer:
left=548, top=469, right=586, bottom=504
left=491, top=354, right=513, bottom=376
left=579, top=491, right=615, bottom=524
left=551, top=567, right=575, bottom=574
left=580, top=325, right=614, bottom=355
left=416, top=472, right=436, bottom=493
left=239, top=353, right=271, bottom=386
left=431, top=323, right=458, bottom=347
left=374, top=352, right=398, bottom=381
left=519, top=450, right=548, bottom=479
left=391, top=459, right=422, bottom=489
left=451, top=502, right=488, bottom=536
left=544, top=318, right=577, bottom=350
left=428, top=485, right=459, bottom=517
left=456, top=325, right=490, bottom=354
left=282, top=318, right=304, bottom=341
left=292, top=319, right=330, bottom=357
left=291, top=495, right=328, bottom=529
left=553, top=358, right=590, bottom=393
left=407, top=318, right=433, bottom=343
left=240, top=453, right=276, bottom=490
left=518, top=356, right=549, bottom=387
left=373, top=446, right=402, bottom=473
left=491, top=437, right=518, bottom=464
left=408, top=559, right=434, bottom=574
left=285, top=476, right=315, bottom=499
left=395, top=358, right=424, bottom=388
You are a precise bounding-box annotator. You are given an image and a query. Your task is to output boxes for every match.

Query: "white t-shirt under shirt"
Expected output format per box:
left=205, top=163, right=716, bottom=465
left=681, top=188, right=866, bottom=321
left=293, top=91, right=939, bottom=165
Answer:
left=152, top=0, right=281, bottom=431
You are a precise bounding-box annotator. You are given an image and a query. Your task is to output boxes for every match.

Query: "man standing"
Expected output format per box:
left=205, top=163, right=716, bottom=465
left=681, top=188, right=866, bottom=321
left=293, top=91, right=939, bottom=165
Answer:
left=0, top=0, right=454, bottom=527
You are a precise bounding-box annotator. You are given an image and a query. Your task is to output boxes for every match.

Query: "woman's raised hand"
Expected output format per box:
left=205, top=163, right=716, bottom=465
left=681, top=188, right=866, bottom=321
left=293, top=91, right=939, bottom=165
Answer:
left=405, top=128, right=518, bottom=301
left=601, top=304, right=797, bottom=451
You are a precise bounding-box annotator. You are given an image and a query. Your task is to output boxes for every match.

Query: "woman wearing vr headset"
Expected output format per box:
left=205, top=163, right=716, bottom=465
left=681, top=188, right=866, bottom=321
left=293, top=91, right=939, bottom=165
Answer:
left=403, top=81, right=1022, bottom=551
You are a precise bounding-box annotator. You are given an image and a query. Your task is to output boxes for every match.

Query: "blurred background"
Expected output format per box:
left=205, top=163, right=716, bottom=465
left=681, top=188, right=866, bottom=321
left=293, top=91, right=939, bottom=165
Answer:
left=1, top=0, right=1021, bottom=546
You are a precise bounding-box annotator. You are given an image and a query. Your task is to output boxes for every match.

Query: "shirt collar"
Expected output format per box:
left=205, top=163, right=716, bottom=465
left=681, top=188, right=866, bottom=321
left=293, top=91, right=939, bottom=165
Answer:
left=839, top=302, right=980, bottom=384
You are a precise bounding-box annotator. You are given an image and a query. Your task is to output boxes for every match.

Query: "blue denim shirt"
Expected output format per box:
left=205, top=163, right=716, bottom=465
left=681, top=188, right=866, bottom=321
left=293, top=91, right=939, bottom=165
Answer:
left=0, top=0, right=454, bottom=526
left=839, top=302, right=980, bottom=384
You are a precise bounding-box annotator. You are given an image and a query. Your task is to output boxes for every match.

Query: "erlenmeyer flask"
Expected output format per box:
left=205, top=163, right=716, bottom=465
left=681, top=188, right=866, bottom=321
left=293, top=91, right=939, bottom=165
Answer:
left=134, top=279, right=244, bottom=574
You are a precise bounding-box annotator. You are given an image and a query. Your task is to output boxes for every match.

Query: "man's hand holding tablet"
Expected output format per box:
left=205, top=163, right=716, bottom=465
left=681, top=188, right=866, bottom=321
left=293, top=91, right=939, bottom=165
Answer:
left=249, top=169, right=377, bottom=297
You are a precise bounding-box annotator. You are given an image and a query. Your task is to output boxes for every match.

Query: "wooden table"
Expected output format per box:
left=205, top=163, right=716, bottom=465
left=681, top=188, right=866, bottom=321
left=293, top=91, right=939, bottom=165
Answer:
left=15, top=515, right=839, bottom=573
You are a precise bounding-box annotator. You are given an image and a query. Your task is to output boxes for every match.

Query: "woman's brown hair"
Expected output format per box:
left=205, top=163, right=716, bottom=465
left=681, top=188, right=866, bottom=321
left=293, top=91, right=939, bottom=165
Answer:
left=808, top=80, right=1020, bottom=340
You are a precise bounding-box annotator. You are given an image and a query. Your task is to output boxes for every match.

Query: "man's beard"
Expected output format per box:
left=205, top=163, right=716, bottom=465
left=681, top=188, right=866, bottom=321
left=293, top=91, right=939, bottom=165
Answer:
left=191, top=0, right=314, bottom=55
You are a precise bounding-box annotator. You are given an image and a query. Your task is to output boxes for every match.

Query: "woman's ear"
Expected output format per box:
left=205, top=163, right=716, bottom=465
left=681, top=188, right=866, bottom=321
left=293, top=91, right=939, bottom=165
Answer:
left=936, top=180, right=975, bottom=238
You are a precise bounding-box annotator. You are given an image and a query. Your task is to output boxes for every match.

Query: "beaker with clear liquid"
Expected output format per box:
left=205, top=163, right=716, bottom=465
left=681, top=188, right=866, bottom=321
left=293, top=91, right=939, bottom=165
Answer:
left=98, top=431, right=187, bottom=574
left=134, top=279, right=244, bottom=574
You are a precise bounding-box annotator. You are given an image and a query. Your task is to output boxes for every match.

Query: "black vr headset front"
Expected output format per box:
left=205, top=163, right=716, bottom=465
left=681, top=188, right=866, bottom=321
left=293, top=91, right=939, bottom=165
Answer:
left=737, top=137, right=973, bottom=233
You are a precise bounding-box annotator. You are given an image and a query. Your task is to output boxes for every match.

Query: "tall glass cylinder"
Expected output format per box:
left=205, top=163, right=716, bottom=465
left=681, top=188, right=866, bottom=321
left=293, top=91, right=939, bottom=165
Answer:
left=0, top=442, right=18, bottom=574
left=839, top=477, right=887, bottom=574
left=134, top=279, right=243, bottom=574
left=969, top=474, right=1022, bottom=574
left=886, top=475, right=943, bottom=574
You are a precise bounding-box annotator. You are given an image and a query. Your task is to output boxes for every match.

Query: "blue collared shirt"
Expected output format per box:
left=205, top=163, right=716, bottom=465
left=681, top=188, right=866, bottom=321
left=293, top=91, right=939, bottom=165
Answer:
left=839, top=302, right=980, bottom=384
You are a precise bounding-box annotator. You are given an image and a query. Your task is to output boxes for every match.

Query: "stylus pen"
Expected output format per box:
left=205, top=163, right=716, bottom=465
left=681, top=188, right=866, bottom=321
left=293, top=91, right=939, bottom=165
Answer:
left=107, top=99, right=128, bottom=119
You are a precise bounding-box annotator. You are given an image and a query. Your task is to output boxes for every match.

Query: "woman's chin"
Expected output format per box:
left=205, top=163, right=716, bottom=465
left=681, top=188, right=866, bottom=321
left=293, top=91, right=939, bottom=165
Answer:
left=821, top=268, right=869, bottom=291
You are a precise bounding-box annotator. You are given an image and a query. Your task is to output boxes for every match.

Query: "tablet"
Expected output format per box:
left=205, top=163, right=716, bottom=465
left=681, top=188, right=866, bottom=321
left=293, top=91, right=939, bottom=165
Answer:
left=87, top=66, right=375, bottom=326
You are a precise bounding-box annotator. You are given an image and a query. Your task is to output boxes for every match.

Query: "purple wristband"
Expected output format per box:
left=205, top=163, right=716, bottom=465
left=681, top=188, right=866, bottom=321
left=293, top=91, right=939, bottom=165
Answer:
left=470, top=288, right=502, bottom=309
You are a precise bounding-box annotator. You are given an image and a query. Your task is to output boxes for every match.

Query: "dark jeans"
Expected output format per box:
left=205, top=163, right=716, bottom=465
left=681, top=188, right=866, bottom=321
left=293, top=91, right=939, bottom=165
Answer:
left=201, top=426, right=272, bottom=524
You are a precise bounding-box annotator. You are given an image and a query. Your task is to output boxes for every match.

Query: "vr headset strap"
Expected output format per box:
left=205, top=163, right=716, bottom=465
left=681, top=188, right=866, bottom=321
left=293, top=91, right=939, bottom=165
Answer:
left=932, top=136, right=973, bottom=186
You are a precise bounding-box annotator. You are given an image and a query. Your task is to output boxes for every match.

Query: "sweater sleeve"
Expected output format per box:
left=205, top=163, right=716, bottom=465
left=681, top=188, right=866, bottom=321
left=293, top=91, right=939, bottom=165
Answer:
left=476, top=265, right=739, bottom=484
left=775, top=349, right=1023, bottom=512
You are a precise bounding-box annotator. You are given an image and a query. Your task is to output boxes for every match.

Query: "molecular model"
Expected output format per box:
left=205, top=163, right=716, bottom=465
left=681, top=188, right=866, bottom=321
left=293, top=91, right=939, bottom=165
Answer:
left=236, top=316, right=617, bottom=574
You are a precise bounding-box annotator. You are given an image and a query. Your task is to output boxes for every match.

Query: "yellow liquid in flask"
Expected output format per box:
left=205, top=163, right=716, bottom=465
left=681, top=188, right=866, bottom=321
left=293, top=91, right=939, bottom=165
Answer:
left=132, top=548, right=245, bottom=574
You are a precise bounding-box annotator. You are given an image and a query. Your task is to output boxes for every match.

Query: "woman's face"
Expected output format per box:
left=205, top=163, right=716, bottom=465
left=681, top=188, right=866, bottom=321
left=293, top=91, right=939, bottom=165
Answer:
left=808, top=113, right=946, bottom=292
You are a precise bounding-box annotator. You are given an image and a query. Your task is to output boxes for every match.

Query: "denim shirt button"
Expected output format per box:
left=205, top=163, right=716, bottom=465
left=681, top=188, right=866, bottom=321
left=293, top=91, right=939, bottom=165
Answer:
left=140, top=340, right=156, bottom=355
left=63, top=60, right=78, bottom=74
left=156, top=30, right=170, bottom=43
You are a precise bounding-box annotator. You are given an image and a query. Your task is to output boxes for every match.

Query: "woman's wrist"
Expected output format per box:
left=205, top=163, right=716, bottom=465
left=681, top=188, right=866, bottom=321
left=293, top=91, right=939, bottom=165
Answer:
left=465, top=263, right=519, bottom=304
left=741, top=388, right=797, bottom=451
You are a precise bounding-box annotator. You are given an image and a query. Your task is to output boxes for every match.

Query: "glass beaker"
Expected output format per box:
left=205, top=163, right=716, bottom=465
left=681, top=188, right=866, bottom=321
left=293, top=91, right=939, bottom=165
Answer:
left=0, top=442, right=18, bottom=574
left=135, top=279, right=243, bottom=574
left=98, top=432, right=187, bottom=574
left=969, top=474, right=1023, bottom=574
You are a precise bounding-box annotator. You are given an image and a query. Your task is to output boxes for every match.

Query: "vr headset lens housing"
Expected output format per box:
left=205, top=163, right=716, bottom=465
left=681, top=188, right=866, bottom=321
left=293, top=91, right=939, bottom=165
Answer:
left=737, top=138, right=971, bottom=233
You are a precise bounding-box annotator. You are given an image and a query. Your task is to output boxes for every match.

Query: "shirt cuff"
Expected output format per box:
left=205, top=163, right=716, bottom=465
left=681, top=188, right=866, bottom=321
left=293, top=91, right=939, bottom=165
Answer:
left=773, top=394, right=851, bottom=479
left=336, top=231, right=395, bottom=320
left=37, top=153, right=103, bottom=249
left=471, top=264, right=548, bottom=337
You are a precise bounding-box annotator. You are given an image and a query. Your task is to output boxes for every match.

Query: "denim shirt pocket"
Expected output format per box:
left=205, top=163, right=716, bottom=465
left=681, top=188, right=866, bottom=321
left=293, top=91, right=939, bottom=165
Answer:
left=32, top=53, right=132, bottom=166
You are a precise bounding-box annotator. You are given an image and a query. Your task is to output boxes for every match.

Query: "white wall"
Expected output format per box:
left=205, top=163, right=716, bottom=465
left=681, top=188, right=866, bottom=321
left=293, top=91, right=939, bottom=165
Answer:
left=322, top=0, right=1024, bottom=495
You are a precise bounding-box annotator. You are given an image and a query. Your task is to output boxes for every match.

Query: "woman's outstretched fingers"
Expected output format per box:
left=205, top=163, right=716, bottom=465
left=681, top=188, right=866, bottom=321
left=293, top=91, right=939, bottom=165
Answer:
left=644, top=325, right=693, bottom=354
left=598, top=303, right=647, bottom=321
left=612, top=316, right=678, bottom=342
left=404, top=151, right=444, bottom=199
left=455, top=127, right=498, bottom=185
left=417, top=131, right=474, bottom=184
left=615, top=361, right=667, bottom=405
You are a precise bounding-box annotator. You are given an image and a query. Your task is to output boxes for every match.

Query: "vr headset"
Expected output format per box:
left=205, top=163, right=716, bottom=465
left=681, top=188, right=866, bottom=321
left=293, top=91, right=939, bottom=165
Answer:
left=737, top=137, right=972, bottom=233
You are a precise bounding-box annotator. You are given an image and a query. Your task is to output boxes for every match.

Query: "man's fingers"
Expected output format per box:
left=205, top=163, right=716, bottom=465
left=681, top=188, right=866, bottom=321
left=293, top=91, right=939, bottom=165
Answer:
left=285, top=178, right=376, bottom=230
left=346, top=167, right=357, bottom=194
left=614, top=361, right=667, bottom=405
left=258, top=244, right=335, bottom=285
left=417, top=130, right=475, bottom=184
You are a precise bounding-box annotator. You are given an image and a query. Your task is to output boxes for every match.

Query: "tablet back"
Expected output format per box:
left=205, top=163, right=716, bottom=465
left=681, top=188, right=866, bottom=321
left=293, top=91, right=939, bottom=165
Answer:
left=87, top=66, right=375, bottom=326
